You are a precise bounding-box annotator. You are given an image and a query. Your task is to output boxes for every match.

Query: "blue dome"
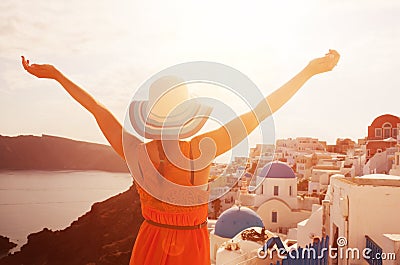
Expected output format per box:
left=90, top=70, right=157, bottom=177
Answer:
left=214, top=206, right=264, bottom=238
left=259, top=161, right=295, bottom=178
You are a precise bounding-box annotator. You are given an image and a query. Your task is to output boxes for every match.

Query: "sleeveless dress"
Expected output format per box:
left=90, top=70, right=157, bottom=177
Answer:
left=129, top=141, right=211, bottom=265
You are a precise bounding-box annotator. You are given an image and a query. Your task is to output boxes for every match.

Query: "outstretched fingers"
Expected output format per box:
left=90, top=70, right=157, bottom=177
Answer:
left=329, top=49, right=340, bottom=65
left=329, top=49, right=340, bottom=57
left=322, top=50, right=340, bottom=70
left=21, top=56, right=29, bottom=70
left=21, top=56, right=37, bottom=74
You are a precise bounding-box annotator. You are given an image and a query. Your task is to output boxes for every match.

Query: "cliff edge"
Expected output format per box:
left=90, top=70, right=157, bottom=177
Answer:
left=0, top=184, right=144, bottom=265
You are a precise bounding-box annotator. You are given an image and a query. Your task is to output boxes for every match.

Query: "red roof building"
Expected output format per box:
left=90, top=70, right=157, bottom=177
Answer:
left=366, top=114, right=400, bottom=159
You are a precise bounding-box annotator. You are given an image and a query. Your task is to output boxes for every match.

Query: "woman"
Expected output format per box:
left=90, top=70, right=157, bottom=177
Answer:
left=21, top=50, right=340, bottom=265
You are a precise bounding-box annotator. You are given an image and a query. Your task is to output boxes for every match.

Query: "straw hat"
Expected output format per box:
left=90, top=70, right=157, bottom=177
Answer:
left=129, top=76, right=213, bottom=139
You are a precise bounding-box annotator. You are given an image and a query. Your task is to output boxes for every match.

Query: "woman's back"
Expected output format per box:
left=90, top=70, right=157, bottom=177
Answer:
left=130, top=140, right=211, bottom=265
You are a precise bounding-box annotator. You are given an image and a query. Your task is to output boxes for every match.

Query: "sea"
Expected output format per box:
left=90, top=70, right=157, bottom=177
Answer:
left=0, top=170, right=132, bottom=252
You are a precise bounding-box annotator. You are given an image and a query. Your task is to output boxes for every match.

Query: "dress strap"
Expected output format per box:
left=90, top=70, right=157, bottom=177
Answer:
left=189, top=144, right=195, bottom=185
left=137, top=161, right=144, bottom=180
left=156, top=141, right=166, bottom=176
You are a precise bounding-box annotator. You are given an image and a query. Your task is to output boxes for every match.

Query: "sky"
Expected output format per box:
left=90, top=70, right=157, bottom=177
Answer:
left=1, top=0, right=399, bottom=147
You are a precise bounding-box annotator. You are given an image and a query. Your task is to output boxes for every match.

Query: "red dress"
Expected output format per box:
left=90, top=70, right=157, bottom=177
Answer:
left=129, top=141, right=210, bottom=265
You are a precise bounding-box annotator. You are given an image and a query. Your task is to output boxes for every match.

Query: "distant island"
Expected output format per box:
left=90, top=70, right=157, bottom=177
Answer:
left=0, top=134, right=129, bottom=172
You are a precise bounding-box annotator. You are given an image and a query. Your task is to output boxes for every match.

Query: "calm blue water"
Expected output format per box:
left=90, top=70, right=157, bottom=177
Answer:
left=0, top=170, right=132, bottom=251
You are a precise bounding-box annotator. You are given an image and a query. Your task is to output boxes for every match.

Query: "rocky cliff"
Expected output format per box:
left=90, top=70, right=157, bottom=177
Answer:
left=0, top=185, right=143, bottom=265
left=0, top=236, right=17, bottom=257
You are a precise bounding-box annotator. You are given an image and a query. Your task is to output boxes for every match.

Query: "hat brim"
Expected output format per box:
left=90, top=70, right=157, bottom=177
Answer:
left=129, top=100, right=213, bottom=139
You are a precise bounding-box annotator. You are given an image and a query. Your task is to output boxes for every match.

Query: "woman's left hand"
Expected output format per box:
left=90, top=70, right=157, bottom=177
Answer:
left=306, top=49, right=340, bottom=76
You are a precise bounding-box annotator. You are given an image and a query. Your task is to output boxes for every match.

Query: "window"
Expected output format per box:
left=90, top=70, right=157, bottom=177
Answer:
left=375, top=128, right=382, bottom=138
left=289, top=186, right=292, bottom=196
left=365, top=236, right=383, bottom=265
left=272, top=211, right=278, bottom=223
left=274, top=186, right=279, bottom=196
left=383, top=123, right=392, bottom=138
left=393, top=128, right=398, bottom=137
left=384, top=128, right=391, bottom=138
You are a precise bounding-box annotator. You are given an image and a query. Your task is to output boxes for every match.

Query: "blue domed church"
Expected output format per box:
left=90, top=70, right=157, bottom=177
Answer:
left=239, top=161, right=312, bottom=234
left=209, top=161, right=318, bottom=263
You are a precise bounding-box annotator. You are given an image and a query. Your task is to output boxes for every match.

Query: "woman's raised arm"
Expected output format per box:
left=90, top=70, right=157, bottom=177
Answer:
left=21, top=56, right=139, bottom=160
left=191, top=50, right=340, bottom=158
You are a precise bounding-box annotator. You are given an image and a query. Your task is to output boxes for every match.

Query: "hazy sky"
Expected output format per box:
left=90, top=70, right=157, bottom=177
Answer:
left=1, top=0, right=399, bottom=146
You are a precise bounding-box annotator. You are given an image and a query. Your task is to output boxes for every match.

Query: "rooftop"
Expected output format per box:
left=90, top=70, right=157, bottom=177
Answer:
left=259, top=161, right=296, bottom=179
left=335, top=174, right=400, bottom=187
left=383, top=234, right=400, bottom=242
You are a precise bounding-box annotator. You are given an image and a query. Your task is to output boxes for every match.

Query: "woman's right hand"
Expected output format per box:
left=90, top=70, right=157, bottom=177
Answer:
left=21, top=56, right=61, bottom=80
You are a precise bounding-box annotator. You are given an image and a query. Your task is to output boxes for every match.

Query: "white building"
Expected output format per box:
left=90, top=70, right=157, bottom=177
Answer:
left=344, top=148, right=366, bottom=177
left=389, top=150, right=400, bottom=176
left=276, top=137, right=326, bottom=153
left=288, top=204, right=323, bottom=247
left=323, top=174, right=400, bottom=265
left=239, top=161, right=319, bottom=234
left=208, top=187, right=238, bottom=218
left=389, top=125, right=400, bottom=176
left=275, top=138, right=325, bottom=170
left=249, top=144, right=275, bottom=159
left=308, top=158, right=354, bottom=195
left=363, top=147, right=397, bottom=175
